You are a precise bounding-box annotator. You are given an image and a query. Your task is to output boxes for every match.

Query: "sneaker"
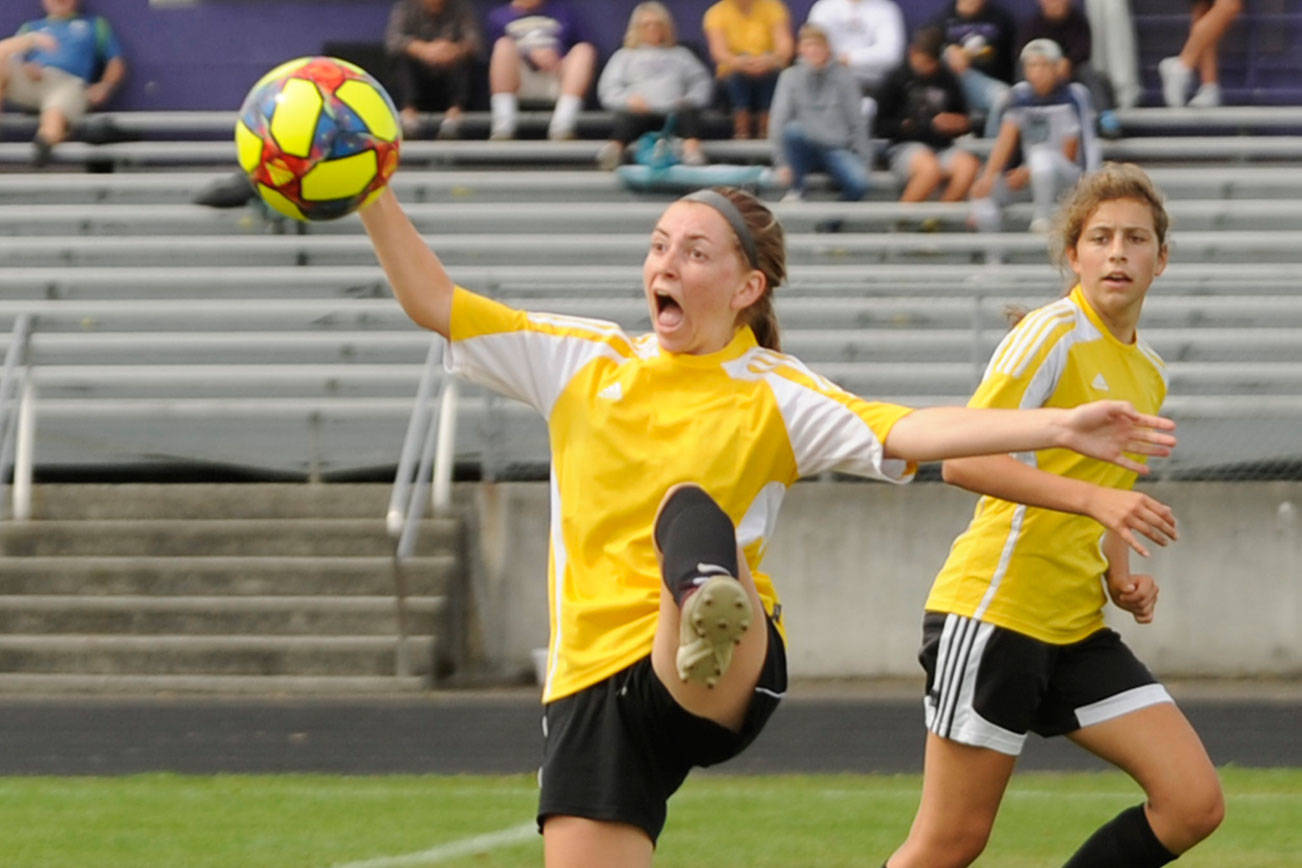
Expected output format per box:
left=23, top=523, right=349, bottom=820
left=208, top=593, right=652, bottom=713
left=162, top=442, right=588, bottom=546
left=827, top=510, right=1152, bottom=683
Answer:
left=399, top=107, right=421, bottom=139
left=436, top=114, right=462, bottom=140
left=779, top=188, right=803, bottom=203
left=596, top=140, right=623, bottom=171
left=1188, top=82, right=1222, bottom=108
left=547, top=126, right=577, bottom=142
left=32, top=134, right=52, bottom=168
left=676, top=574, right=751, bottom=688
left=1158, top=57, right=1193, bottom=108
left=488, top=125, right=515, bottom=141
left=1028, top=216, right=1051, bottom=235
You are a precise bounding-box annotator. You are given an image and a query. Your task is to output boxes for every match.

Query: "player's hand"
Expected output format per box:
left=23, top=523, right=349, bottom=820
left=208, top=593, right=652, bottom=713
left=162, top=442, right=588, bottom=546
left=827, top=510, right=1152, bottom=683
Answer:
left=1086, top=487, right=1177, bottom=558
left=1060, top=399, right=1177, bottom=475
left=1108, top=572, right=1159, bottom=623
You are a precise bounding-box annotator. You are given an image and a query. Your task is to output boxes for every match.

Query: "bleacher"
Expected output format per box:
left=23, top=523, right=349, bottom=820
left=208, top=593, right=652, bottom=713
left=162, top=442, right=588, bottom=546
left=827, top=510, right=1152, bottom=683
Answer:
left=0, top=106, right=1300, bottom=482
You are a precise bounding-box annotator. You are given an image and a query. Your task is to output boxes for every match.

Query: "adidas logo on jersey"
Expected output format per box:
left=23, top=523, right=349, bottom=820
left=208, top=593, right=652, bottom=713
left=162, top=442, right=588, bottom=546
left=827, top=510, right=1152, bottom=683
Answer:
left=1091, top=372, right=1110, bottom=391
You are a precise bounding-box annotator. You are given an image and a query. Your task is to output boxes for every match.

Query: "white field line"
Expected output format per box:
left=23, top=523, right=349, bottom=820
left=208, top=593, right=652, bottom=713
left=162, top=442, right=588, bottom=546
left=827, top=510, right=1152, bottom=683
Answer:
left=328, top=822, right=537, bottom=868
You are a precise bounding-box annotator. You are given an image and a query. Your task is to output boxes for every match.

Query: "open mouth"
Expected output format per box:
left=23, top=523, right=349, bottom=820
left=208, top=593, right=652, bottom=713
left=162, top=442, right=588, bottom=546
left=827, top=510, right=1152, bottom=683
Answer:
left=1103, top=271, right=1131, bottom=284
left=654, top=292, right=684, bottom=328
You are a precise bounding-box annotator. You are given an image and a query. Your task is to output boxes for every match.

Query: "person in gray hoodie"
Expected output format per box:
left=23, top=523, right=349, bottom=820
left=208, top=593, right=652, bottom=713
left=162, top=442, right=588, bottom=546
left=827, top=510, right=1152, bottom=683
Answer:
left=769, top=23, right=872, bottom=200
left=595, top=1, right=714, bottom=170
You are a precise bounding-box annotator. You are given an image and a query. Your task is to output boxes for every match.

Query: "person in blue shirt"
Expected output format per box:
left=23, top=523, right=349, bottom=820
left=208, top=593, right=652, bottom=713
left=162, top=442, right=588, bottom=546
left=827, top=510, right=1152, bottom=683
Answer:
left=0, top=0, right=125, bottom=165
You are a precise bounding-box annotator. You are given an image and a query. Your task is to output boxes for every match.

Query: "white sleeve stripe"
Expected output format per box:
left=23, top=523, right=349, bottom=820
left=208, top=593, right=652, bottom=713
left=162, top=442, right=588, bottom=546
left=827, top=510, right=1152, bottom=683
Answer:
left=995, top=308, right=1075, bottom=378
left=990, top=305, right=1067, bottom=375
left=449, top=330, right=626, bottom=417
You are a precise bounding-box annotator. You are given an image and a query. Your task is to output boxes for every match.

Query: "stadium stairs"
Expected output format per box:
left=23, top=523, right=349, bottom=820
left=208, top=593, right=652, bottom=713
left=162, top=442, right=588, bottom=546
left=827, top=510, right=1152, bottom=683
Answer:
left=0, top=93, right=1300, bottom=693
left=0, top=484, right=466, bottom=694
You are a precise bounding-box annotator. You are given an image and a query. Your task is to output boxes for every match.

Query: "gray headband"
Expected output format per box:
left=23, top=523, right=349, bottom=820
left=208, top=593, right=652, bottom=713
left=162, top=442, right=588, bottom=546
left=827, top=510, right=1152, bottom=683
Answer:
left=679, top=189, right=760, bottom=269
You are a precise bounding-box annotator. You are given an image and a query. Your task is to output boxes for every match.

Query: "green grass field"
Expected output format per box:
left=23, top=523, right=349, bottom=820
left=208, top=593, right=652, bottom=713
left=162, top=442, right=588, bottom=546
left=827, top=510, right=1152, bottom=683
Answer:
left=2, top=767, right=1297, bottom=867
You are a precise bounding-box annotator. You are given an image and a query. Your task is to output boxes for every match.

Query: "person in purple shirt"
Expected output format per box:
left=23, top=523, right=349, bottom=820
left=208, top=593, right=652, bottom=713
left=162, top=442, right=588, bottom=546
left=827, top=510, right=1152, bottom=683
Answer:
left=928, top=0, right=1017, bottom=137
left=0, top=0, right=125, bottom=165
left=486, top=0, right=596, bottom=140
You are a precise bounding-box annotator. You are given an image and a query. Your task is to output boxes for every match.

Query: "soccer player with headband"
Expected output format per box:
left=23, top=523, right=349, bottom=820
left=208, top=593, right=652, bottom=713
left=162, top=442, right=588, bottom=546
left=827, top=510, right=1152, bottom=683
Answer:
left=884, top=163, right=1223, bottom=868
left=359, top=183, right=1180, bottom=864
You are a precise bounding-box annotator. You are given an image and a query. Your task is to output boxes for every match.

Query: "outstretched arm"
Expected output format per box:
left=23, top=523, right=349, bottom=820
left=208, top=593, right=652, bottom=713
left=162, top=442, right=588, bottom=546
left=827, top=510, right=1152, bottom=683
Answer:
left=941, top=452, right=1178, bottom=557
left=884, top=400, right=1175, bottom=472
left=358, top=187, right=454, bottom=337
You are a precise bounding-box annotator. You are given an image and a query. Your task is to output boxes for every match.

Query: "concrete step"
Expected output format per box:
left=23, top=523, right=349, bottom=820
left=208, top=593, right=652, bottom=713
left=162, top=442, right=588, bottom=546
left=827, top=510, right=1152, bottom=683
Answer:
left=0, top=672, right=430, bottom=695
left=0, top=518, right=458, bottom=557
left=0, top=635, right=436, bottom=676
left=0, top=555, right=454, bottom=596
left=0, top=595, right=445, bottom=636
left=29, top=483, right=395, bottom=520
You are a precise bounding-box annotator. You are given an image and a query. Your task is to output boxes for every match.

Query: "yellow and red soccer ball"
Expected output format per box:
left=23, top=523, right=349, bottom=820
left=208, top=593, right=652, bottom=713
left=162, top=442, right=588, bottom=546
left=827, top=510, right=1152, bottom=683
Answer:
left=235, top=56, right=401, bottom=221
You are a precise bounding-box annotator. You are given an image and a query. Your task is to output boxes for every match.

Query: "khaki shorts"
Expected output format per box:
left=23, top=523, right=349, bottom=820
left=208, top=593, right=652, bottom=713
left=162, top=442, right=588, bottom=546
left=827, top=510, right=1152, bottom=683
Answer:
left=3, top=61, right=89, bottom=121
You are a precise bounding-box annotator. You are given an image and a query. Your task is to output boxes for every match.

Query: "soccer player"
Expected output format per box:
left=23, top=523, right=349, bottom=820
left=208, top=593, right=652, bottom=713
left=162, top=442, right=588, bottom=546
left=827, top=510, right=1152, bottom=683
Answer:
left=884, top=163, right=1224, bottom=868
left=359, top=183, right=1178, bottom=865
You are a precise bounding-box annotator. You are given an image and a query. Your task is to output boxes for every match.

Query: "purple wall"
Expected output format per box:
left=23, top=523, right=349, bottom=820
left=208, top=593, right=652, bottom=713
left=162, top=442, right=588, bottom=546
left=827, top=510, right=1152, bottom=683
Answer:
left=0, top=0, right=1041, bottom=111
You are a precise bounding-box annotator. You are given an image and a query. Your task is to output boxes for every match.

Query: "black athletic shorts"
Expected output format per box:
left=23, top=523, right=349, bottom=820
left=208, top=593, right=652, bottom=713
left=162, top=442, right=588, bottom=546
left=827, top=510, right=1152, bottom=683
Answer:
left=919, top=611, right=1172, bottom=756
left=537, top=616, right=787, bottom=844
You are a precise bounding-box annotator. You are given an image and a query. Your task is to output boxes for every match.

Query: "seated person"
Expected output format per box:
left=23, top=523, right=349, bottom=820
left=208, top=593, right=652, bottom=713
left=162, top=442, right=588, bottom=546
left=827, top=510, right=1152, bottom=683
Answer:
left=769, top=23, right=872, bottom=201
left=927, top=0, right=1017, bottom=137
left=595, top=2, right=713, bottom=170
left=486, top=0, right=596, bottom=140
left=384, top=0, right=481, bottom=139
left=1017, top=0, right=1120, bottom=137
left=0, top=0, right=125, bottom=166
left=702, top=0, right=794, bottom=139
left=970, top=38, right=1097, bottom=234
left=876, top=26, right=980, bottom=203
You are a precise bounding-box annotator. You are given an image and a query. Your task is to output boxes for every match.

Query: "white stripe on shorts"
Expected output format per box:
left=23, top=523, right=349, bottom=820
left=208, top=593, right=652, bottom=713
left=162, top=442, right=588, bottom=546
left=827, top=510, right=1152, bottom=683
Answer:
left=1075, top=683, right=1173, bottom=729
left=925, top=613, right=1026, bottom=756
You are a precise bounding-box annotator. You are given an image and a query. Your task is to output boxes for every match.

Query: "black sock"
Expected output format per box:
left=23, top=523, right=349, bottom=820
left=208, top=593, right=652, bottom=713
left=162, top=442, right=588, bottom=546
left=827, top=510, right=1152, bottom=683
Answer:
left=1063, top=804, right=1177, bottom=867
left=653, top=485, right=737, bottom=606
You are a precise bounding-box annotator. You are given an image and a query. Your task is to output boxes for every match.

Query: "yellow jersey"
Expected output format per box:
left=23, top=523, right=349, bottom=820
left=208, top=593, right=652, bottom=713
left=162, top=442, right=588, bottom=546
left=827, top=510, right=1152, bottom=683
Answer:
left=925, top=286, right=1167, bottom=644
left=448, top=287, right=915, bottom=701
left=702, top=0, right=791, bottom=77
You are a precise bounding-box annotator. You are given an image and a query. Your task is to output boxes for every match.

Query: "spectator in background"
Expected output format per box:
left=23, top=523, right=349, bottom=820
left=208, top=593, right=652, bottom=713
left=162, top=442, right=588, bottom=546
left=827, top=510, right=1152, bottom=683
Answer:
left=805, top=0, right=905, bottom=134
left=1159, top=0, right=1242, bottom=107
left=1018, top=0, right=1121, bottom=138
left=0, top=0, right=125, bottom=166
left=1083, top=0, right=1141, bottom=110
left=928, top=0, right=1017, bottom=137
left=876, top=27, right=980, bottom=205
left=769, top=23, right=872, bottom=202
left=486, top=0, right=596, bottom=140
left=702, top=0, right=794, bottom=140
left=970, top=38, right=1098, bottom=234
left=384, top=0, right=481, bottom=140
left=596, top=2, right=713, bottom=171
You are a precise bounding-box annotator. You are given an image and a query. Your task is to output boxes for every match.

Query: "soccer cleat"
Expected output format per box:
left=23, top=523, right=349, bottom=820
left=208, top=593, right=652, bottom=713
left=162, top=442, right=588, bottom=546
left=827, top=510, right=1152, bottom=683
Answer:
left=1158, top=57, right=1193, bottom=108
left=677, top=574, right=752, bottom=688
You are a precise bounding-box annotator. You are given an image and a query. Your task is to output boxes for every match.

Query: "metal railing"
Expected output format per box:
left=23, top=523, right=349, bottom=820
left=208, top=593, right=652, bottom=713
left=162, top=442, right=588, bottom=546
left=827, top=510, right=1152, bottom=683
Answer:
left=0, top=314, right=33, bottom=522
left=386, top=336, right=460, bottom=678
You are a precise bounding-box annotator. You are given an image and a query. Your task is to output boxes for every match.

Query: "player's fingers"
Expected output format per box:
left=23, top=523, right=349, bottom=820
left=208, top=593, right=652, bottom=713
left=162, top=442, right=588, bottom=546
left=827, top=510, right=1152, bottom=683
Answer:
left=1119, top=527, right=1151, bottom=559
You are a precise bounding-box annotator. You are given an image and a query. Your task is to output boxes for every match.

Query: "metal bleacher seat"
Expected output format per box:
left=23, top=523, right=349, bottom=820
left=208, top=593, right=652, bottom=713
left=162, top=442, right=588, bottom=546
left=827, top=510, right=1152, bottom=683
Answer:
left=1, top=106, right=1300, bottom=479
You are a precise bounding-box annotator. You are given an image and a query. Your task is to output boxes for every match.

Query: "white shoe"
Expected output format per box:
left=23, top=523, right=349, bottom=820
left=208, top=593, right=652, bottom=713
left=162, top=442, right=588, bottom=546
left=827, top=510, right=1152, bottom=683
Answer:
left=1158, top=57, right=1193, bottom=107
left=676, top=574, right=751, bottom=688
left=1028, top=216, right=1051, bottom=235
left=595, top=140, right=623, bottom=171
left=1188, top=82, right=1222, bottom=108
left=780, top=189, right=803, bottom=203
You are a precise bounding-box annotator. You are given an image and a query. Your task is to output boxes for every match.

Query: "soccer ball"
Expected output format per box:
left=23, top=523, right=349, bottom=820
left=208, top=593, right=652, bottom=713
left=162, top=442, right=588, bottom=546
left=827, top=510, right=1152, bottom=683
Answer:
left=235, top=56, right=401, bottom=221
